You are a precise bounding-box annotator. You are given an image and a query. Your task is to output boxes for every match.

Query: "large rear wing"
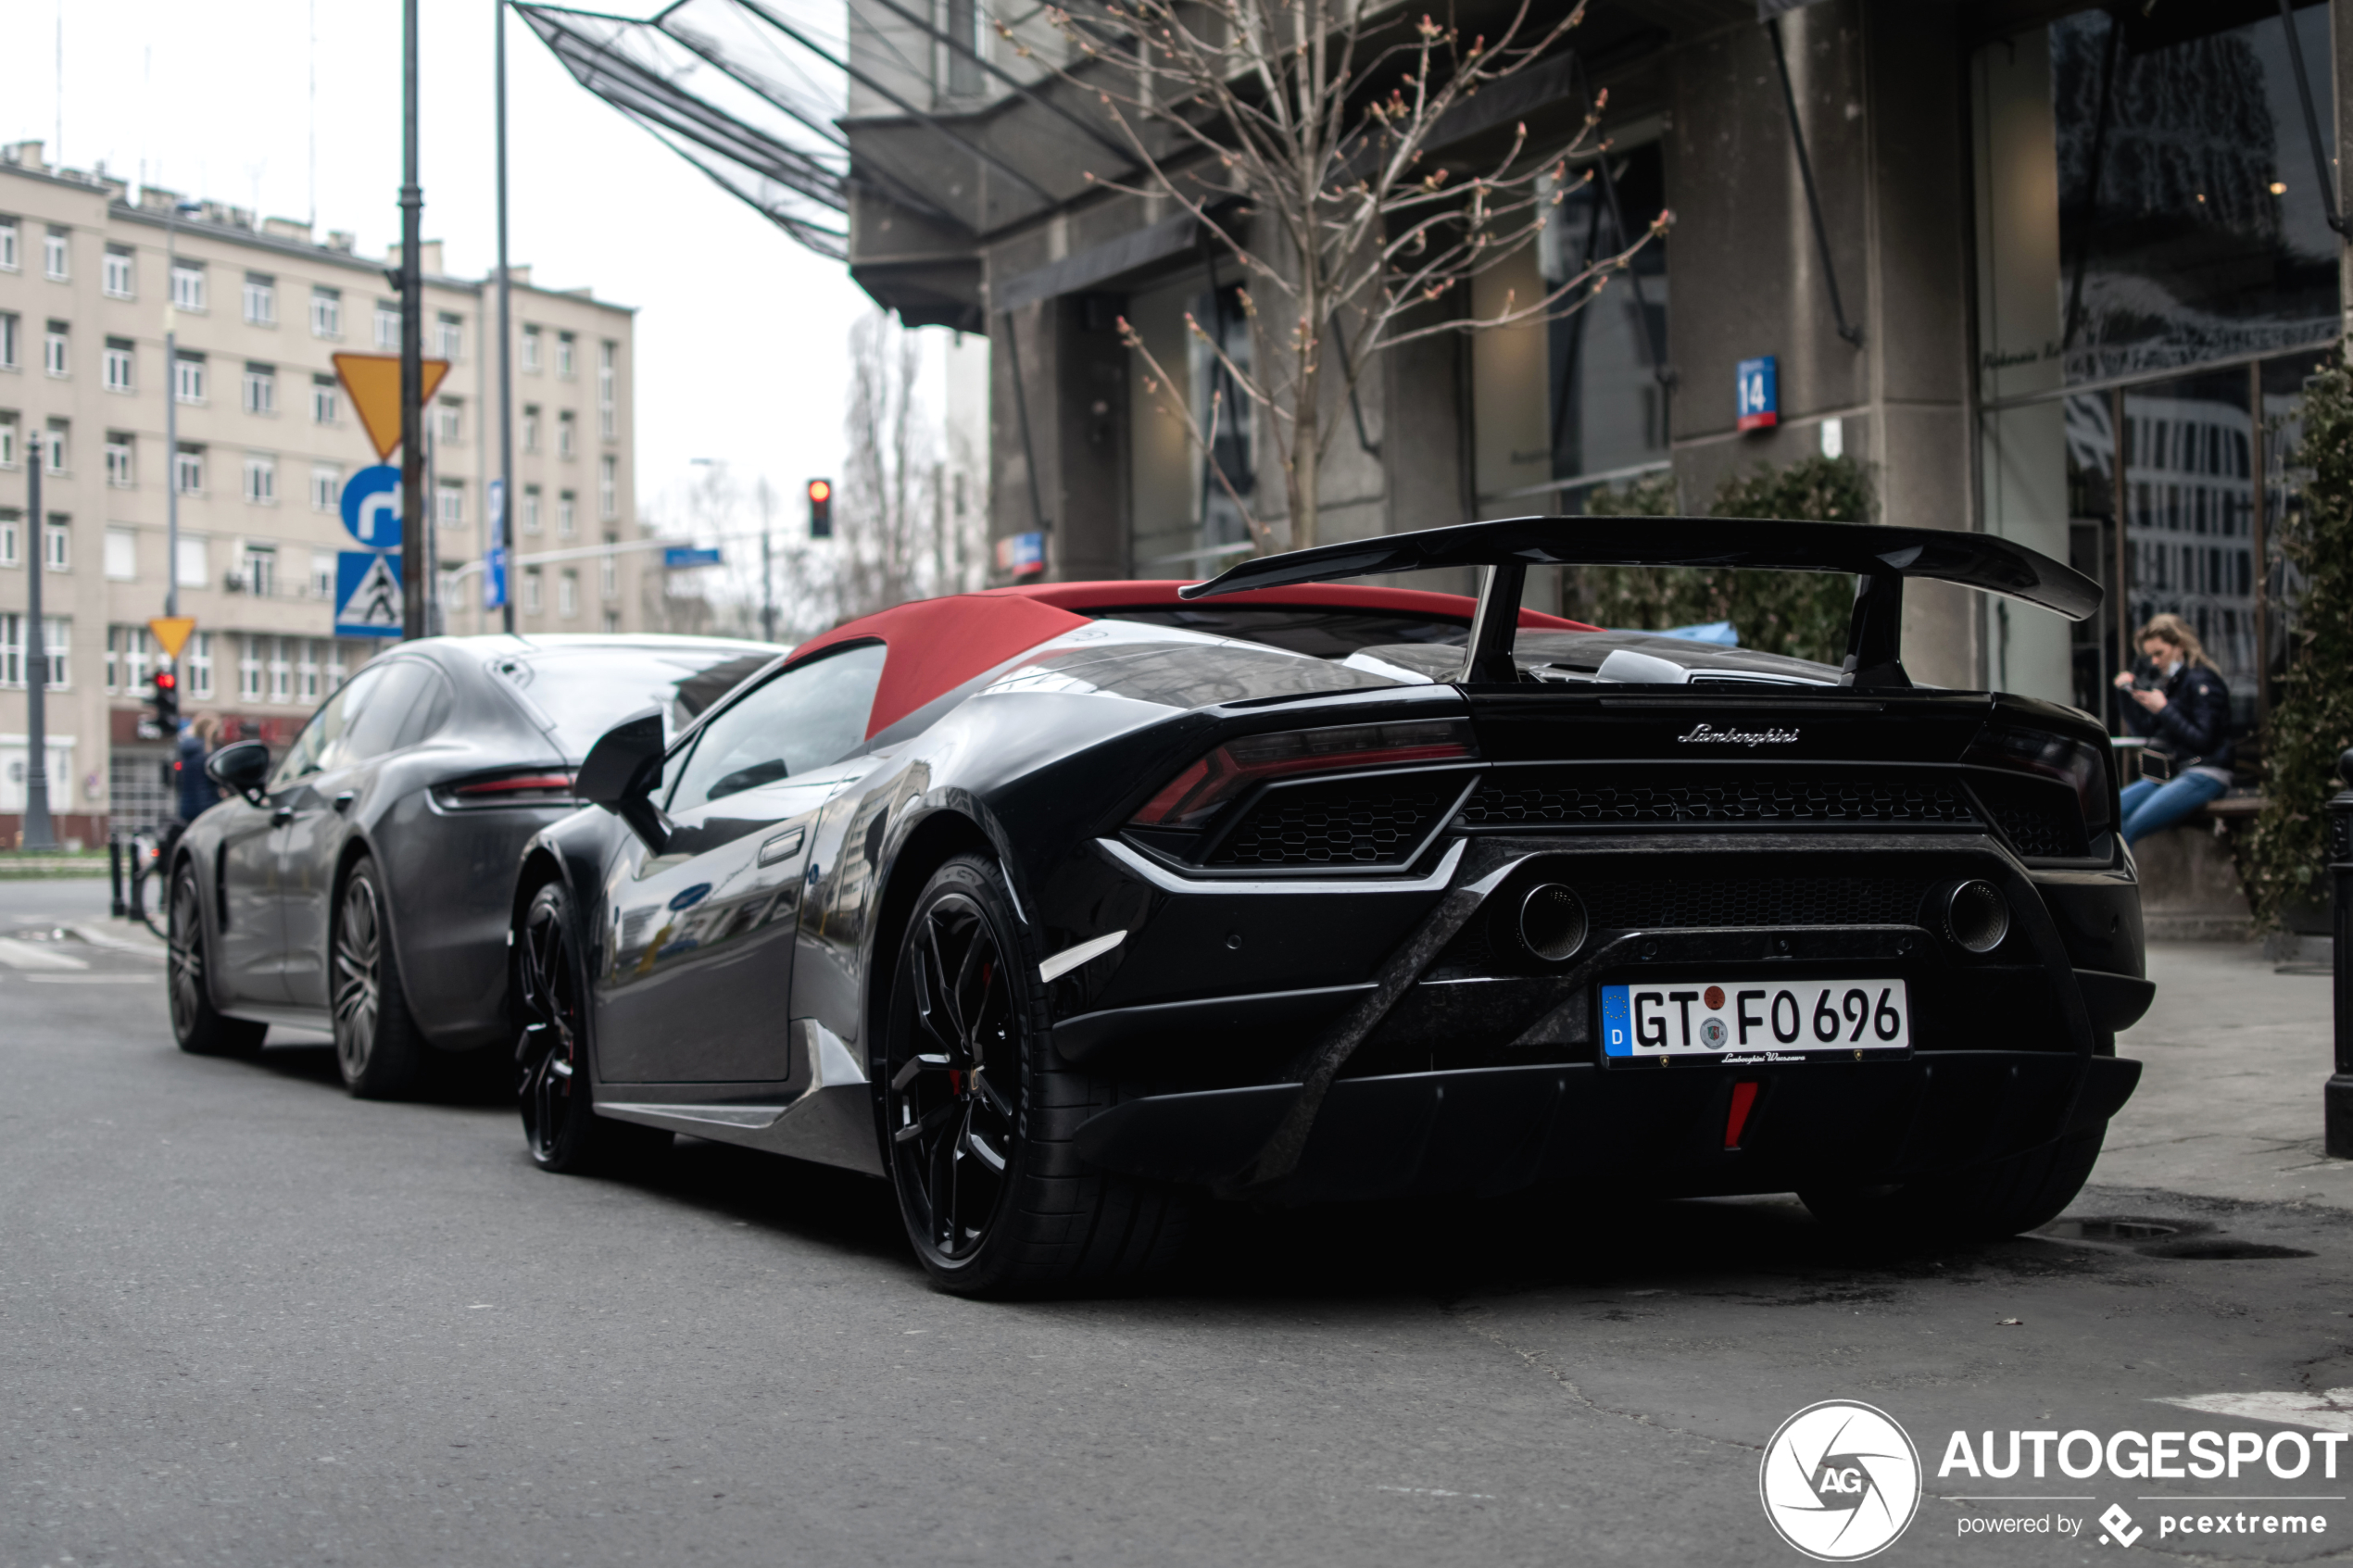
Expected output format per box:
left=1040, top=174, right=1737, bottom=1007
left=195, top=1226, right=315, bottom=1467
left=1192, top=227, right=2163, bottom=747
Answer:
left=1179, top=515, right=2102, bottom=688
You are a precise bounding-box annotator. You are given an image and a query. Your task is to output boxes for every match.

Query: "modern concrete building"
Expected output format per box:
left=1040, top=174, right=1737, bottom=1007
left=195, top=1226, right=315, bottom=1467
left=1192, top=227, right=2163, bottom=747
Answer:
left=0, top=144, right=648, bottom=844
left=835, top=0, right=2347, bottom=725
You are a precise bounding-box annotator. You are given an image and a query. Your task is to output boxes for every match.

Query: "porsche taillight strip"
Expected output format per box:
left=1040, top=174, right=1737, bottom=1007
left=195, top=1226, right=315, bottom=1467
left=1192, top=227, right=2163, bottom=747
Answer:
left=432, top=770, right=580, bottom=808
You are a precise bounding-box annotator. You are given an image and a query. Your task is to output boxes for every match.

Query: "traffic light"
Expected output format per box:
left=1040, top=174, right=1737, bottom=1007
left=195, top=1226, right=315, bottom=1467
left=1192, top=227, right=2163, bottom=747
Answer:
left=807, top=478, right=833, bottom=539
left=145, top=663, right=180, bottom=740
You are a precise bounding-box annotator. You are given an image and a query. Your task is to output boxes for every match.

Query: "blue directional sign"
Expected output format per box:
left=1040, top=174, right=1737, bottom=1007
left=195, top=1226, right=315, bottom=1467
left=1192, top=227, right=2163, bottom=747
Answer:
left=340, top=464, right=405, bottom=549
left=335, top=550, right=404, bottom=637
left=483, top=544, right=509, bottom=612
left=1736, top=356, right=1779, bottom=433
left=663, top=546, right=724, bottom=570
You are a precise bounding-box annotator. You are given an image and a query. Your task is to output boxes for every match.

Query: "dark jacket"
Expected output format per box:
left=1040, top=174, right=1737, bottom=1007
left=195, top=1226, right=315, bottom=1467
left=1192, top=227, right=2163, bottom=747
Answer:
left=2125, top=661, right=2234, bottom=771
left=176, top=727, right=220, bottom=822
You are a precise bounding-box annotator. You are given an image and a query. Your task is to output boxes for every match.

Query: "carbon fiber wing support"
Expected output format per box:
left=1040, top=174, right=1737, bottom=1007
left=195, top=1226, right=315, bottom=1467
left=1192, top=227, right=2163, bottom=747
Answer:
left=1178, top=516, right=2104, bottom=689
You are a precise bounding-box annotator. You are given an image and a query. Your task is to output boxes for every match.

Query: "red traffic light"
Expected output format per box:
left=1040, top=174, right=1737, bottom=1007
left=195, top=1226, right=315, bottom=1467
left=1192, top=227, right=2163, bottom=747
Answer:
left=807, top=479, right=831, bottom=503
left=155, top=671, right=177, bottom=691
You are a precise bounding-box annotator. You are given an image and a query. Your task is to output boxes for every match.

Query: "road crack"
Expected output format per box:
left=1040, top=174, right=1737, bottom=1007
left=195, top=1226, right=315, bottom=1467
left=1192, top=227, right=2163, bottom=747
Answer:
left=1442, top=1302, right=1762, bottom=1454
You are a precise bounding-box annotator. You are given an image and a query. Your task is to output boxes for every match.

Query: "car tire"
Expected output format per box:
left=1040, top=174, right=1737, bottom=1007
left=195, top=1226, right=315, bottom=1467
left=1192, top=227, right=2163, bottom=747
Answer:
left=1799, top=1122, right=2108, bottom=1242
left=879, top=853, right=1190, bottom=1298
left=332, top=858, right=430, bottom=1099
left=167, top=865, right=267, bottom=1059
left=514, top=881, right=671, bottom=1173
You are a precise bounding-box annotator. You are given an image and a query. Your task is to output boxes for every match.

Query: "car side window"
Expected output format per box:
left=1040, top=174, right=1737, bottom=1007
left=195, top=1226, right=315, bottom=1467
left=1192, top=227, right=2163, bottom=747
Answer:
left=341, top=659, right=452, bottom=763
left=269, top=664, right=388, bottom=787
left=665, top=643, right=887, bottom=814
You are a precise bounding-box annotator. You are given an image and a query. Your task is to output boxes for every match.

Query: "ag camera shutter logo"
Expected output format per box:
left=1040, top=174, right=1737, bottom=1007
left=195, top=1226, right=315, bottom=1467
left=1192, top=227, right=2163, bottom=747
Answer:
left=1760, top=1400, right=1922, bottom=1561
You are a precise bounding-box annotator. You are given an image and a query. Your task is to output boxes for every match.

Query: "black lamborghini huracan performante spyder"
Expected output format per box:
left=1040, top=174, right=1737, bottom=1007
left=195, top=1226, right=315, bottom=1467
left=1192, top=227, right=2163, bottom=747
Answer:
left=508, top=518, right=2148, bottom=1295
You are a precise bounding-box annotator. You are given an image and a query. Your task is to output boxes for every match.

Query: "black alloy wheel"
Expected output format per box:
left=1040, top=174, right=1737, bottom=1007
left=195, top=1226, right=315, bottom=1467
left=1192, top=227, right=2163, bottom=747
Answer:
left=513, top=881, right=667, bottom=1173
left=887, top=887, right=1024, bottom=1266
left=880, top=855, right=1191, bottom=1297
left=167, top=866, right=265, bottom=1058
left=331, top=859, right=427, bottom=1098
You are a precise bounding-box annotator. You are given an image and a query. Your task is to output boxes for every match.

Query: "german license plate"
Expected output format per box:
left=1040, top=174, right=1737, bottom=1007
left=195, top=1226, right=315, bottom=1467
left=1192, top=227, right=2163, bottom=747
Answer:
left=1600, top=979, right=1910, bottom=1064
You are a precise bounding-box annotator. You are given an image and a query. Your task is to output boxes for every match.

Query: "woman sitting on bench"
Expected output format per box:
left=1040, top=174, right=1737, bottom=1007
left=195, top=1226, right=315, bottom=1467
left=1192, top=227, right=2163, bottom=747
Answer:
left=2111, top=612, right=2235, bottom=846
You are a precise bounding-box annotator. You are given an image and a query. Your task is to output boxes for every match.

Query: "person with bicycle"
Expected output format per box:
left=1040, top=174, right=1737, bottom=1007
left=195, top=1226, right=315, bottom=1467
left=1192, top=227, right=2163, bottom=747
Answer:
left=2110, top=612, right=2235, bottom=846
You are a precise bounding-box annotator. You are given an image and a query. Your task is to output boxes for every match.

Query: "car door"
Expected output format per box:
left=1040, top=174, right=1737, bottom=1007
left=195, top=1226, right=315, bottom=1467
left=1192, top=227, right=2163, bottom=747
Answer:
left=595, top=643, right=887, bottom=1085
left=279, top=659, right=450, bottom=1008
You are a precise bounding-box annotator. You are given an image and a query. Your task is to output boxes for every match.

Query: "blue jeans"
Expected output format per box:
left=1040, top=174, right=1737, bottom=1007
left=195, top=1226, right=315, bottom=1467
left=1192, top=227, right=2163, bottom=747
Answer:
left=2118, top=771, right=2228, bottom=846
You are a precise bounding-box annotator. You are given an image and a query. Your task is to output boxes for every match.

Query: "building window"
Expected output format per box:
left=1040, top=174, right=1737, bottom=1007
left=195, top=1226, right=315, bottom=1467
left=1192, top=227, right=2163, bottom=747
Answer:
left=174, top=353, right=206, bottom=405
left=298, top=640, right=321, bottom=703
left=598, top=456, right=618, bottom=519
left=105, top=433, right=133, bottom=488
left=437, top=481, right=465, bottom=530
left=309, top=551, right=336, bottom=599
left=238, top=636, right=262, bottom=701
left=557, top=490, right=576, bottom=538
left=435, top=312, right=462, bottom=360
left=103, top=338, right=134, bottom=393
left=0, top=508, right=16, bottom=566
left=557, top=332, right=576, bottom=377
left=106, top=528, right=137, bottom=581
left=558, top=570, right=579, bottom=619
left=310, top=286, right=342, bottom=338
left=0, top=311, right=17, bottom=368
left=558, top=409, right=576, bottom=459
left=268, top=637, right=294, bottom=703
left=601, top=610, right=620, bottom=633
left=522, top=567, right=543, bottom=614
left=171, top=261, right=206, bottom=311
left=242, top=362, right=277, bottom=415
left=521, top=405, right=539, bottom=453
left=598, top=341, right=617, bottom=439
left=175, top=533, right=208, bottom=586
left=325, top=642, right=347, bottom=691
left=103, top=245, right=134, bottom=298
left=309, top=465, right=339, bottom=512
left=243, top=454, right=277, bottom=506
left=0, top=217, right=16, bottom=270
left=43, top=227, right=68, bottom=281
left=174, top=444, right=205, bottom=495
left=522, top=484, right=542, bottom=535
left=374, top=300, right=399, bottom=349
left=0, top=413, right=14, bottom=468
left=522, top=325, right=542, bottom=372
left=311, top=374, right=339, bottom=424
left=186, top=632, right=215, bottom=698
left=107, top=624, right=150, bottom=693
left=0, top=616, right=71, bottom=689
left=435, top=397, right=462, bottom=445
left=600, top=536, right=619, bottom=598
left=43, top=320, right=68, bottom=377
left=244, top=272, right=276, bottom=325
left=43, top=516, right=69, bottom=571
left=43, top=420, right=65, bottom=474
left=244, top=545, right=279, bottom=599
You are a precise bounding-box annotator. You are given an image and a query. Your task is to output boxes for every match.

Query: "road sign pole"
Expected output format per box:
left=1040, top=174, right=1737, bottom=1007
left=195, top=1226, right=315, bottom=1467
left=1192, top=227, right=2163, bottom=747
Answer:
left=165, top=202, right=180, bottom=621
left=399, top=0, right=426, bottom=640
left=22, top=432, right=56, bottom=850
left=495, top=0, right=517, bottom=634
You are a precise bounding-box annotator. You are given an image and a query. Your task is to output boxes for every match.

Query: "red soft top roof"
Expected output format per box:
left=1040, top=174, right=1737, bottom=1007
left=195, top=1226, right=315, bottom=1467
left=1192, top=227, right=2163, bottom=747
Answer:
left=788, top=579, right=1594, bottom=737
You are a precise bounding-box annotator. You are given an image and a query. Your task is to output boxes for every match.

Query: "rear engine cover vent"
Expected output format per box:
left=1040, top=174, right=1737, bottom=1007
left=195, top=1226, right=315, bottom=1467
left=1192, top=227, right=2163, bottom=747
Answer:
left=1461, top=772, right=1977, bottom=830
left=1967, top=777, right=2090, bottom=859
left=1207, top=778, right=1458, bottom=867
left=1579, top=876, right=1931, bottom=929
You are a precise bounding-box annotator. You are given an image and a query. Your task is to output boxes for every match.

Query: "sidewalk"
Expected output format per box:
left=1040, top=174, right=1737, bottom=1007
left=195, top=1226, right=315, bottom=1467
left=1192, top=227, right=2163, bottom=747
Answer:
left=2096, top=939, right=2347, bottom=1210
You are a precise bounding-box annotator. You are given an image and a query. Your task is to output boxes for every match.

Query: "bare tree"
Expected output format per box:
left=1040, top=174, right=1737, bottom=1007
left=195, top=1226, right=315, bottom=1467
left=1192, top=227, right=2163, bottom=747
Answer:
left=833, top=311, right=987, bottom=619
left=1010, top=0, right=1664, bottom=550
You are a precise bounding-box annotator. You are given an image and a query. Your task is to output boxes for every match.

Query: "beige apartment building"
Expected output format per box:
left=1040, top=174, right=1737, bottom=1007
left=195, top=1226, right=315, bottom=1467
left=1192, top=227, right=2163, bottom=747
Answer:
left=0, top=142, right=648, bottom=844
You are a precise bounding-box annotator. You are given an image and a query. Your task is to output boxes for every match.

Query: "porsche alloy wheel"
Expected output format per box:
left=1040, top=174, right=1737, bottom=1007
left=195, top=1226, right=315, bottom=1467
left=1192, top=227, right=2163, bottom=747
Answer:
left=332, top=859, right=427, bottom=1098
left=168, top=867, right=265, bottom=1058
left=514, top=881, right=667, bottom=1173
left=881, top=855, right=1190, bottom=1296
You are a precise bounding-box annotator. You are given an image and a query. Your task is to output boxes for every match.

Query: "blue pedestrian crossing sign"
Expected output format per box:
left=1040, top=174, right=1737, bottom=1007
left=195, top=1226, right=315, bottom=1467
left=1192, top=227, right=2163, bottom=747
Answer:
left=483, top=545, right=508, bottom=612
left=335, top=550, right=404, bottom=637
left=340, top=465, right=404, bottom=549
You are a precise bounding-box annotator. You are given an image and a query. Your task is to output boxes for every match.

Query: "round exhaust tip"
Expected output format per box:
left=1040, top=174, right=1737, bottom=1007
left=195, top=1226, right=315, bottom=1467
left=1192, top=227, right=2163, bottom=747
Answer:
left=1943, top=879, right=2010, bottom=954
left=1518, top=884, right=1590, bottom=964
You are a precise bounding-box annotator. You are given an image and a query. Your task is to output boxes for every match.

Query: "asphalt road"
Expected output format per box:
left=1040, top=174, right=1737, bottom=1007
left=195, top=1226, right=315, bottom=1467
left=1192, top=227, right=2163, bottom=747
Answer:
left=5, top=876, right=2350, bottom=1568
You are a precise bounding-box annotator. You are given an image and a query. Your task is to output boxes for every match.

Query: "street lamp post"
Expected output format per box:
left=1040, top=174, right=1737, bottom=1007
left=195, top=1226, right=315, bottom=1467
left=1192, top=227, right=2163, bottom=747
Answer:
left=21, top=428, right=56, bottom=849
left=495, top=0, right=517, bottom=634
left=398, top=0, right=427, bottom=639
left=2325, top=749, right=2353, bottom=1159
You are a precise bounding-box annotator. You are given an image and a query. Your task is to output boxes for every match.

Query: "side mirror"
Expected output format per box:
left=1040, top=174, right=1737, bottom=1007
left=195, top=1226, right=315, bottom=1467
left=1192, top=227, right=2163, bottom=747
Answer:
left=576, top=708, right=670, bottom=851
left=205, top=740, right=273, bottom=805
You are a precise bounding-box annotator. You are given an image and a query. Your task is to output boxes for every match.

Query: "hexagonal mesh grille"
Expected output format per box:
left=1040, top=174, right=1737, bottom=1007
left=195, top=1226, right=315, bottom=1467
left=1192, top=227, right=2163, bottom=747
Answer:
left=1968, top=778, right=2088, bottom=859
left=1208, top=780, right=1456, bottom=867
left=1460, top=772, right=1979, bottom=829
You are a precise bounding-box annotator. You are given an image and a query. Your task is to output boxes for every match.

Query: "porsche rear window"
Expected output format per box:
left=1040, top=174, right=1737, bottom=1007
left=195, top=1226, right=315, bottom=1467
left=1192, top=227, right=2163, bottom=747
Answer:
left=490, top=647, right=775, bottom=759
left=1091, top=607, right=1468, bottom=658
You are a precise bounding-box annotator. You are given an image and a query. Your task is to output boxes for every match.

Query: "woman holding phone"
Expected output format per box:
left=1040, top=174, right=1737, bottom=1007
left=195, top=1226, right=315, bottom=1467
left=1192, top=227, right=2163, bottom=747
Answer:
left=2110, top=612, right=2234, bottom=846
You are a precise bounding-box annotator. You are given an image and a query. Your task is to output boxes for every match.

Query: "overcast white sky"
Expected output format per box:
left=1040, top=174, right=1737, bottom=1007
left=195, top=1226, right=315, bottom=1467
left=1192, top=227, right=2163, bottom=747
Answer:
left=5, top=0, right=875, bottom=526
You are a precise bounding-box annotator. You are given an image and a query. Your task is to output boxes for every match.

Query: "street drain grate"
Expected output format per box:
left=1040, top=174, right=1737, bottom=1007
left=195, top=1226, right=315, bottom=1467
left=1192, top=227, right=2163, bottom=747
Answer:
left=2136, top=1239, right=2316, bottom=1261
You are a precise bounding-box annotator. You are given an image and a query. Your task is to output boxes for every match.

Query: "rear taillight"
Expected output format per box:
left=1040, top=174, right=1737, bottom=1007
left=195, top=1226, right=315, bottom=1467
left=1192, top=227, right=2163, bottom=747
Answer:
left=1130, top=719, right=1476, bottom=829
left=431, top=770, right=580, bottom=809
left=1960, top=724, right=2112, bottom=834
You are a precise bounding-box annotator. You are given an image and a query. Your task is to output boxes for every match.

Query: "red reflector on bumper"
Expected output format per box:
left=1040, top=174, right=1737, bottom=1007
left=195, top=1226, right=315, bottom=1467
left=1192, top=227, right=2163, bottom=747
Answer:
left=1725, top=1081, right=1760, bottom=1149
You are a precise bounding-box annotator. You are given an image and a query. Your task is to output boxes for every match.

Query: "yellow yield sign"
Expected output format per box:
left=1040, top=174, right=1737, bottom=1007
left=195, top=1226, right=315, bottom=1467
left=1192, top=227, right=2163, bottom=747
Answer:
left=332, top=352, right=453, bottom=463
left=147, top=616, right=196, bottom=661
